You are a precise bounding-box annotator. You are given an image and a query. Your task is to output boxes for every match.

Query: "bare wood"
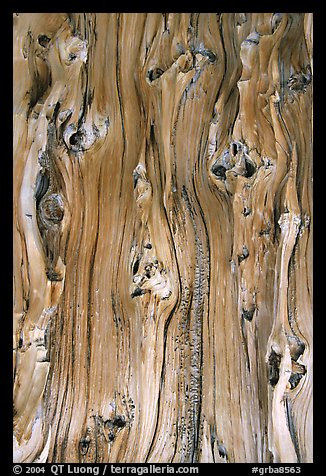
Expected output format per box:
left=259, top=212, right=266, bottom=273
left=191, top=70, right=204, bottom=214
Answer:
left=13, top=13, right=313, bottom=463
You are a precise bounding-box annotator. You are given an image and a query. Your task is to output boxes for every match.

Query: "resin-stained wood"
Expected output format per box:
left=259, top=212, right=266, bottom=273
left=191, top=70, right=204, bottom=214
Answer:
left=13, top=13, right=313, bottom=463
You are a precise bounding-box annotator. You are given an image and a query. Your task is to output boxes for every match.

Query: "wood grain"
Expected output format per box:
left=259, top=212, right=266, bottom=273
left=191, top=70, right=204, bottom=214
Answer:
left=13, top=13, right=313, bottom=463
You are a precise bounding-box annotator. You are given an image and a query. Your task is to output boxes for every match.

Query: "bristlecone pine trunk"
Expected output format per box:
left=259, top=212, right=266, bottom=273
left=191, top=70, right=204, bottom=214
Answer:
left=13, top=13, right=313, bottom=464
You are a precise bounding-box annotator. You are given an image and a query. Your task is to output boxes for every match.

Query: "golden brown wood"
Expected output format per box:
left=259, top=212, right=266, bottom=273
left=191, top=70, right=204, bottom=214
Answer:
left=13, top=13, right=313, bottom=463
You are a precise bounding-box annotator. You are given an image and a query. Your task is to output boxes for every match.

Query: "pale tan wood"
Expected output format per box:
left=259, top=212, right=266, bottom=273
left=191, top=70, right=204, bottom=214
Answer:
left=13, top=13, right=313, bottom=463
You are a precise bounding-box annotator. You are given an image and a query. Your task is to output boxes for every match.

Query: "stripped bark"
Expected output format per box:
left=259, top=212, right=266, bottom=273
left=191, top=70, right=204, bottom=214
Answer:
left=13, top=13, right=313, bottom=463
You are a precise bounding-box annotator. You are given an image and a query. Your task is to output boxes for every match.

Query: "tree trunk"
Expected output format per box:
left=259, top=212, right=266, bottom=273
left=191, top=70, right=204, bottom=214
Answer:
left=13, top=13, right=313, bottom=464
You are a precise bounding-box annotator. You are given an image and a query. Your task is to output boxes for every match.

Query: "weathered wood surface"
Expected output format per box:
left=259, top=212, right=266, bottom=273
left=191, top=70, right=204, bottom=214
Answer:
left=13, top=13, right=313, bottom=463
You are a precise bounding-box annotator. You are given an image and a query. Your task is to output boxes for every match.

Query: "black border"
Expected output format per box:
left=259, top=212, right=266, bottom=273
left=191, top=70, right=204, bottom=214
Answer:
left=6, top=5, right=321, bottom=473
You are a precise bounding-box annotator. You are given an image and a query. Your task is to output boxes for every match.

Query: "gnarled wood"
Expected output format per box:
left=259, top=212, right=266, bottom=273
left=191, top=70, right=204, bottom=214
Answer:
left=13, top=13, right=313, bottom=463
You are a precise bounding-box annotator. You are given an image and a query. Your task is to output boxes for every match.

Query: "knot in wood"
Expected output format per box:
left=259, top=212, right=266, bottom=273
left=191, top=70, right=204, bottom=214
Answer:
left=38, top=34, right=51, bottom=48
left=147, top=67, right=164, bottom=82
left=79, top=436, right=90, bottom=456
left=40, top=194, right=64, bottom=224
left=287, top=66, right=312, bottom=93
left=112, top=415, right=126, bottom=428
left=268, top=348, right=282, bottom=387
left=211, top=162, right=226, bottom=180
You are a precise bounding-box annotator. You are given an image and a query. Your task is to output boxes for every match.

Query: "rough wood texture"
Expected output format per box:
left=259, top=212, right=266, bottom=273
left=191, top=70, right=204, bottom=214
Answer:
left=13, top=13, right=313, bottom=463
